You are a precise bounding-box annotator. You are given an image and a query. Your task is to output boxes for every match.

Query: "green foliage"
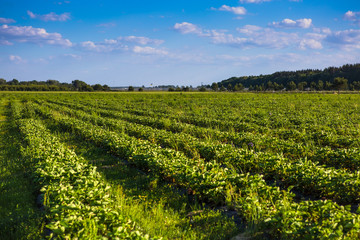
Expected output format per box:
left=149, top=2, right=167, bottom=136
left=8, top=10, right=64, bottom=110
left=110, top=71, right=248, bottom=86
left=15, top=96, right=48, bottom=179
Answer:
left=211, top=82, right=218, bottom=91
left=2, top=92, right=360, bottom=239
left=219, top=63, right=360, bottom=91
left=16, top=117, right=154, bottom=239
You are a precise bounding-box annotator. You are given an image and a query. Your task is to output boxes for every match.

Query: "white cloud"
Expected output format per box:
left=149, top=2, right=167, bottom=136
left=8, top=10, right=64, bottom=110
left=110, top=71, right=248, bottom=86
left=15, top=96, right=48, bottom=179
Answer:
left=174, top=22, right=326, bottom=50
left=344, top=11, right=357, bottom=20
left=344, top=10, right=360, bottom=26
left=325, top=29, right=360, bottom=50
left=174, top=22, right=204, bottom=35
left=236, top=25, right=299, bottom=48
left=27, top=10, right=71, bottom=22
left=77, top=36, right=165, bottom=54
left=217, top=5, right=246, bottom=15
left=0, top=17, right=15, bottom=24
left=9, top=55, right=26, bottom=64
left=133, top=46, right=168, bottom=55
left=120, top=36, right=164, bottom=45
left=270, top=18, right=312, bottom=29
left=63, top=54, right=81, bottom=60
left=299, top=39, right=322, bottom=50
left=239, top=0, right=271, bottom=3
left=313, top=28, right=331, bottom=35
left=78, top=41, right=120, bottom=52
left=0, top=24, right=72, bottom=47
left=0, top=39, right=12, bottom=45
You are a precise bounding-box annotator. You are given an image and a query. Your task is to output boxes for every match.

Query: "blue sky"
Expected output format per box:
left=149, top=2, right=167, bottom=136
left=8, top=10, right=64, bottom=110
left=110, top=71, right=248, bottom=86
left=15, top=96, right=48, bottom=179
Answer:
left=0, top=0, right=360, bottom=86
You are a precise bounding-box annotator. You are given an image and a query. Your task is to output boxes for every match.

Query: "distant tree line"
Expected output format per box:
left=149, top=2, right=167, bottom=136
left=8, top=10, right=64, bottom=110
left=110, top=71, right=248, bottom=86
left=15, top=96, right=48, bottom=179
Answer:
left=212, top=63, right=360, bottom=91
left=168, top=85, right=192, bottom=92
left=0, top=78, right=110, bottom=91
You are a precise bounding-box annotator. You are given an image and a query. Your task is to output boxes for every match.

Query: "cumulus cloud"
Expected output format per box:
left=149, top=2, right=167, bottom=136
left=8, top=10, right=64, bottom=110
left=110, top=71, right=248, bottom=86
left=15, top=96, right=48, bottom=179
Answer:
left=236, top=25, right=299, bottom=48
left=174, top=22, right=204, bottom=35
left=269, top=18, right=312, bottom=29
left=217, top=5, right=246, bottom=15
left=77, top=35, right=165, bottom=54
left=0, top=24, right=72, bottom=47
left=174, top=22, right=325, bottom=50
left=299, top=39, right=322, bottom=50
left=175, top=22, right=299, bottom=49
left=0, top=39, right=12, bottom=45
left=344, top=11, right=360, bottom=26
left=133, top=46, right=168, bottom=55
left=0, top=17, right=15, bottom=24
left=9, top=55, right=26, bottom=64
left=78, top=40, right=121, bottom=52
left=325, top=29, right=360, bottom=49
left=120, top=36, right=164, bottom=45
left=27, top=10, right=71, bottom=22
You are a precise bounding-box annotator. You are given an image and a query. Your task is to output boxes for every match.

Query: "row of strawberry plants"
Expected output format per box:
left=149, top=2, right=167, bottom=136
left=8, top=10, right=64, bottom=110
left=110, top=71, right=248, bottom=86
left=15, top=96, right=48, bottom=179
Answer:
left=37, top=101, right=360, bottom=204
left=12, top=102, right=153, bottom=239
left=54, top=97, right=359, bottom=149
left=43, top=100, right=319, bottom=154
left=31, top=101, right=360, bottom=238
left=42, top=100, right=360, bottom=172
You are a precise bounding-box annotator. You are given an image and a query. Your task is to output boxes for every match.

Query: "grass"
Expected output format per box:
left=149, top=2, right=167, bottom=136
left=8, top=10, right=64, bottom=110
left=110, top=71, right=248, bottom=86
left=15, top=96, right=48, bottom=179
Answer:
left=49, top=125, right=241, bottom=239
left=0, top=99, right=44, bottom=239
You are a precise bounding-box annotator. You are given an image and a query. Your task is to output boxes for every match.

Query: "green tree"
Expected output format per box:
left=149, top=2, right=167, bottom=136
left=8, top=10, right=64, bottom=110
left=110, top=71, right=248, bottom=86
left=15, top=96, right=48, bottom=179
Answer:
left=266, top=81, right=274, bottom=90
left=226, top=84, right=233, bottom=92
left=72, top=80, right=90, bottom=91
left=102, top=85, right=110, bottom=91
left=317, top=80, right=324, bottom=91
left=233, top=83, right=244, bottom=91
left=128, top=86, right=134, bottom=91
left=182, top=86, right=190, bottom=92
left=286, top=81, right=296, bottom=91
left=273, top=82, right=283, bottom=91
left=325, top=81, right=332, bottom=90
left=8, top=79, right=19, bottom=85
left=297, top=82, right=307, bottom=91
left=333, top=77, right=348, bottom=91
left=310, top=81, right=317, bottom=91
left=46, top=79, right=60, bottom=85
left=211, top=82, right=218, bottom=91
left=92, top=84, right=104, bottom=91
left=198, top=86, right=206, bottom=92
left=353, top=81, right=360, bottom=90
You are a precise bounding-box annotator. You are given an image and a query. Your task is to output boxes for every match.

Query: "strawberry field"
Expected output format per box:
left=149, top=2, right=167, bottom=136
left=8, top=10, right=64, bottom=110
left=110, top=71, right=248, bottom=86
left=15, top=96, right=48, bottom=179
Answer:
left=1, top=92, right=360, bottom=239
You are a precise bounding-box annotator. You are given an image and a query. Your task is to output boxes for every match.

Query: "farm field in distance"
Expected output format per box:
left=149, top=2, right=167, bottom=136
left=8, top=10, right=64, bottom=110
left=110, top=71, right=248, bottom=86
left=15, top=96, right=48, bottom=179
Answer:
left=1, top=91, right=360, bottom=239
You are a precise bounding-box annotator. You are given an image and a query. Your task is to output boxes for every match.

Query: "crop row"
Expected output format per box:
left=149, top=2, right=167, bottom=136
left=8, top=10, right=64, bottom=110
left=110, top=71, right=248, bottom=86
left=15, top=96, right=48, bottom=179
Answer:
left=29, top=101, right=360, bottom=239
left=36, top=101, right=360, bottom=204
left=42, top=100, right=360, bottom=172
left=51, top=97, right=359, bottom=149
left=11, top=101, right=153, bottom=239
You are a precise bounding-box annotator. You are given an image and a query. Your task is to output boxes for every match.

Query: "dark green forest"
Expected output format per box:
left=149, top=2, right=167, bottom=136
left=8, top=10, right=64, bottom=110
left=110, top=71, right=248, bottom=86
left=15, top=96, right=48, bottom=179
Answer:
left=216, top=63, right=360, bottom=91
